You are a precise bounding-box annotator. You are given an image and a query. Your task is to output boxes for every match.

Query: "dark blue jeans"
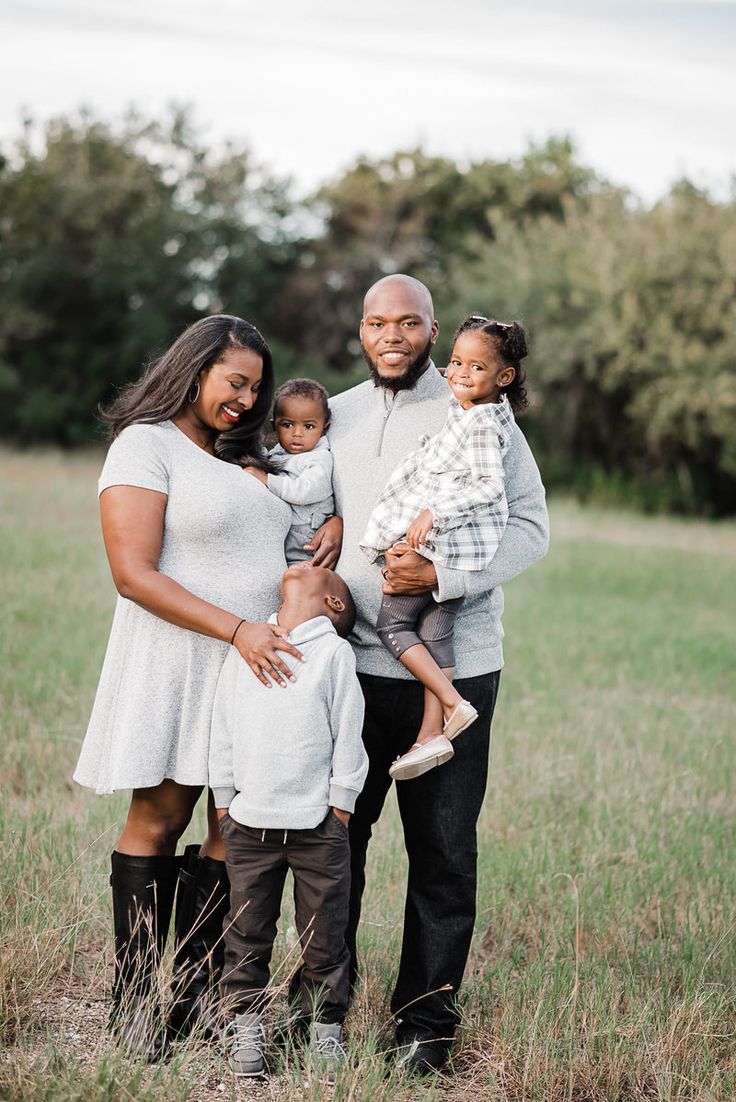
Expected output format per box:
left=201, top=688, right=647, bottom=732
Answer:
left=347, top=670, right=501, bottom=1050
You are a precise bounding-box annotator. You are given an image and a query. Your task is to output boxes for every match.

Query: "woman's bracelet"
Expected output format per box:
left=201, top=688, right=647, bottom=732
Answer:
left=229, top=619, right=246, bottom=645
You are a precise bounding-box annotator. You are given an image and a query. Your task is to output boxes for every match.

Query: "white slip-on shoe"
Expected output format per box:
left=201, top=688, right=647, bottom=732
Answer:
left=389, top=735, right=455, bottom=781
left=443, top=700, right=478, bottom=741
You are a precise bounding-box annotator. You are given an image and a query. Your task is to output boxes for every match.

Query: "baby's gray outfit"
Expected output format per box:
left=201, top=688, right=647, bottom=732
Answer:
left=267, top=437, right=334, bottom=564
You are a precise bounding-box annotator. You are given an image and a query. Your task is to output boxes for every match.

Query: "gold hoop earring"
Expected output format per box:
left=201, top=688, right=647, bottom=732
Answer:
left=188, top=381, right=200, bottom=404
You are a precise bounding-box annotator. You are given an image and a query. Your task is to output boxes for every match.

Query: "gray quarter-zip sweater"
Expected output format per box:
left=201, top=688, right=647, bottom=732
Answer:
left=209, top=615, right=368, bottom=828
left=329, top=364, right=549, bottom=678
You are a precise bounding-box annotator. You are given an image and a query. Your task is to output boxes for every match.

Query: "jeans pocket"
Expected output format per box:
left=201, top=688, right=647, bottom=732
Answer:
left=329, top=809, right=349, bottom=834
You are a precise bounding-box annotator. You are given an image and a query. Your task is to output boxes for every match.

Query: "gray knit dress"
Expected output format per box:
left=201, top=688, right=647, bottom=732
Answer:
left=74, top=420, right=291, bottom=795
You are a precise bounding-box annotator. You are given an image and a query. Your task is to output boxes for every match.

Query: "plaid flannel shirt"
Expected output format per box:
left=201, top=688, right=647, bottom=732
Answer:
left=360, top=395, right=514, bottom=571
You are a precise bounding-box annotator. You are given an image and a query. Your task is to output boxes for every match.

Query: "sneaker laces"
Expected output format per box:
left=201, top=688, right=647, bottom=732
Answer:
left=315, top=1034, right=346, bottom=1059
left=229, top=1019, right=265, bottom=1059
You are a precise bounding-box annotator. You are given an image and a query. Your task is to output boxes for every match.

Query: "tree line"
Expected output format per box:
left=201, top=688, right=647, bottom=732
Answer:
left=1, top=109, right=734, bottom=514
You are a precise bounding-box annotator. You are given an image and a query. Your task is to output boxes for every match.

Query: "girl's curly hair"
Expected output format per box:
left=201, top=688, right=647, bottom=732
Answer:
left=453, top=315, right=529, bottom=413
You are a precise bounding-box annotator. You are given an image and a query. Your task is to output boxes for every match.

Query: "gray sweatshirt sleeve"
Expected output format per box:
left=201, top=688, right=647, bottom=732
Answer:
left=434, top=427, right=549, bottom=602
left=328, top=643, right=369, bottom=812
left=209, top=656, right=238, bottom=809
left=267, top=450, right=334, bottom=506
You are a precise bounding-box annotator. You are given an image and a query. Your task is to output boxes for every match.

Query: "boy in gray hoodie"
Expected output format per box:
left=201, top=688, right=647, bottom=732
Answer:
left=209, top=564, right=368, bottom=1078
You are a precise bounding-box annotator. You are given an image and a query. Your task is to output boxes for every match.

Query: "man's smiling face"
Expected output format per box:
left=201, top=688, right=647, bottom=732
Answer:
left=360, top=276, right=439, bottom=392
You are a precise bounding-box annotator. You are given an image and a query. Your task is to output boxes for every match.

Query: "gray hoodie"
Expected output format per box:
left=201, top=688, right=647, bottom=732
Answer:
left=329, top=364, right=549, bottom=678
left=267, top=436, right=335, bottom=529
left=209, top=615, right=368, bottom=829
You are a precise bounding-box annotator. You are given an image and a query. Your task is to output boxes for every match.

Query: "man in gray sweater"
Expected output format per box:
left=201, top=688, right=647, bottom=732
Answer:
left=327, top=274, right=549, bottom=1076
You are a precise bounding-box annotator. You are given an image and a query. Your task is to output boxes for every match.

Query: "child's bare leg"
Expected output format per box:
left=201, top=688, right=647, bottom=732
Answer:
left=399, top=643, right=463, bottom=724
left=416, top=670, right=455, bottom=743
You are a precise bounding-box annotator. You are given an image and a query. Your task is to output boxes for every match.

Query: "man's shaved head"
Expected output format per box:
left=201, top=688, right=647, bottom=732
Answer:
left=360, top=274, right=439, bottom=392
left=363, top=274, right=435, bottom=320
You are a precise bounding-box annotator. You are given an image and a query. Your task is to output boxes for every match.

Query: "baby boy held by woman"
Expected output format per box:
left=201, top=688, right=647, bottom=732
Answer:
left=245, top=378, right=334, bottom=565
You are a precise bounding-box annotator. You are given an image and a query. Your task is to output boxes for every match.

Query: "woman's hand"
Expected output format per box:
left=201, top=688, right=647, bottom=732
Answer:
left=382, top=543, right=438, bottom=595
left=405, top=508, right=434, bottom=550
left=304, top=515, right=343, bottom=569
left=232, top=620, right=304, bottom=687
left=244, top=465, right=268, bottom=485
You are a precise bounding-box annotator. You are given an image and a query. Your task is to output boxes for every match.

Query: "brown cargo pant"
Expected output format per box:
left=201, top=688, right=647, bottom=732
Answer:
left=218, top=809, right=351, bottom=1024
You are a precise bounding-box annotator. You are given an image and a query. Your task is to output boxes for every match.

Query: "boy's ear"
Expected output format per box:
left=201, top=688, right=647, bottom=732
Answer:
left=325, top=594, right=345, bottom=613
left=321, top=419, right=331, bottom=436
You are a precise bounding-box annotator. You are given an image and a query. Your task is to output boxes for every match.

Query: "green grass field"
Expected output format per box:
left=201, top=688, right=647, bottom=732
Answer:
left=1, top=449, right=735, bottom=1101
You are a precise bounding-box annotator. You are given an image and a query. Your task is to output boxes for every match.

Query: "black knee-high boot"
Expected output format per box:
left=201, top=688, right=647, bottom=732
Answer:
left=170, top=843, right=230, bottom=1037
left=109, top=851, right=180, bottom=1059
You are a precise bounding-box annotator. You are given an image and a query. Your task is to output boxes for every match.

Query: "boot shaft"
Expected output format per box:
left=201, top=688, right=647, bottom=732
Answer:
left=110, top=851, right=180, bottom=1003
left=170, top=844, right=230, bottom=1036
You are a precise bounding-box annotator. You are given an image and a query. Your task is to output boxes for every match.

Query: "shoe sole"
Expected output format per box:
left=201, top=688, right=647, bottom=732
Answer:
left=389, top=745, right=455, bottom=781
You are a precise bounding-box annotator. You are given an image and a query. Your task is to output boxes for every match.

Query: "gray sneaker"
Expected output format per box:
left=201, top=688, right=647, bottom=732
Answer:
left=225, top=1011, right=266, bottom=1077
left=311, top=1021, right=346, bottom=1083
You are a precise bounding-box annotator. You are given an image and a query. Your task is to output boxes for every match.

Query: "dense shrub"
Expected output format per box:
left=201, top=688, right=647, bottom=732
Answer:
left=1, top=111, right=734, bottom=513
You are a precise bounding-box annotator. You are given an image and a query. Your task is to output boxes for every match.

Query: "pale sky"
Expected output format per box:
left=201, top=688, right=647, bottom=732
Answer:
left=1, top=0, right=734, bottom=202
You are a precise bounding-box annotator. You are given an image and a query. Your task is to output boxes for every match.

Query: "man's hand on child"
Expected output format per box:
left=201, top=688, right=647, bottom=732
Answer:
left=382, top=544, right=438, bottom=595
left=304, top=516, right=343, bottom=569
left=244, top=465, right=268, bottom=485
left=331, top=807, right=350, bottom=828
left=405, top=509, right=434, bottom=550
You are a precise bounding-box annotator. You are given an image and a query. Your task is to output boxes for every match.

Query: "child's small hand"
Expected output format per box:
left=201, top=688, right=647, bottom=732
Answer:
left=244, top=465, right=268, bottom=485
left=405, top=508, right=434, bottom=550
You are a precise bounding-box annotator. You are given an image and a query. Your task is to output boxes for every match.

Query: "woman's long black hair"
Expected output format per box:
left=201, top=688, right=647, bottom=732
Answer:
left=99, top=315, right=275, bottom=465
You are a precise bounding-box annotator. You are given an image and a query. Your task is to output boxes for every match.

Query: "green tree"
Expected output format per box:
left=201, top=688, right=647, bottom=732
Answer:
left=283, top=138, right=599, bottom=370
left=0, top=109, right=298, bottom=444
left=443, top=183, right=736, bottom=513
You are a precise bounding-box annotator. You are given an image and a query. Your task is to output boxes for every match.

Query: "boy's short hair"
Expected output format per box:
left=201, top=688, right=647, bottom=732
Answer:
left=329, top=573, right=356, bottom=639
left=273, top=378, right=330, bottom=424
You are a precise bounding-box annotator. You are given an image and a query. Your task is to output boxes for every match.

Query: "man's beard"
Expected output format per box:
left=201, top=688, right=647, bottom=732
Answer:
left=362, top=337, right=434, bottom=393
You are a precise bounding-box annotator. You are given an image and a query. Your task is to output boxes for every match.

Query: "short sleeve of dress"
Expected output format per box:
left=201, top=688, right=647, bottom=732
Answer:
left=98, top=424, right=170, bottom=497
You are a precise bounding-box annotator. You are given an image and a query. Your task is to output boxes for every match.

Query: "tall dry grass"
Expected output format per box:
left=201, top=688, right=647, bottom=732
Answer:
left=1, top=452, right=734, bottom=1100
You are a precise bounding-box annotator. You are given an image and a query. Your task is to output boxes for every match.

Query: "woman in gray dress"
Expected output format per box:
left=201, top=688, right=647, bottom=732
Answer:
left=74, top=315, right=341, bottom=1056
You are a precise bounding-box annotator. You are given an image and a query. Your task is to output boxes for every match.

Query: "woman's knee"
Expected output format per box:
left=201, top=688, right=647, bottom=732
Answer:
left=123, top=813, right=190, bottom=853
left=124, top=784, right=199, bottom=851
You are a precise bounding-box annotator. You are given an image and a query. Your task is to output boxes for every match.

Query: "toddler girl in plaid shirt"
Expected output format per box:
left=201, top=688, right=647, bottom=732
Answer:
left=361, top=315, right=529, bottom=780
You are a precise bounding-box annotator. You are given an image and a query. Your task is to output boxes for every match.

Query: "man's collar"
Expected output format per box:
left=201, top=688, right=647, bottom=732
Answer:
left=379, top=361, right=449, bottom=405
